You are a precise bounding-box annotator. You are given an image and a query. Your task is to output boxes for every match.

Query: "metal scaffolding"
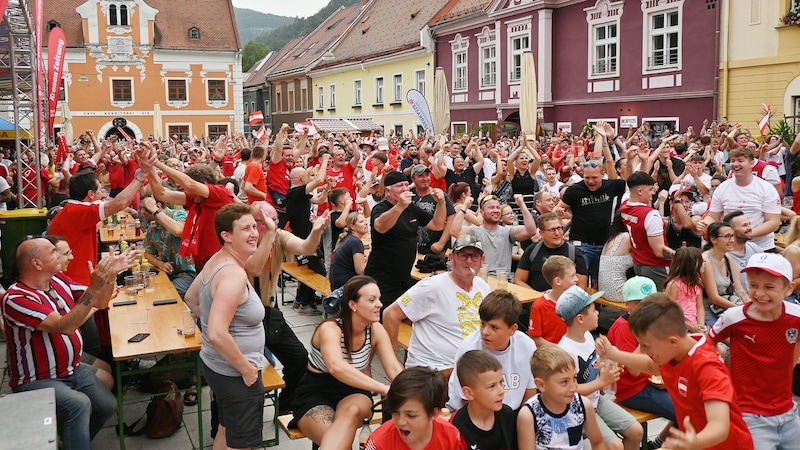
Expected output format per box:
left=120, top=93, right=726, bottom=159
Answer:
left=0, top=0, right=43, bottom=208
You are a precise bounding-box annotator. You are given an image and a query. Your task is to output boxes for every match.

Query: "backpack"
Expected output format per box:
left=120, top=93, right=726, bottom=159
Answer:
left=527, top=241, right=575, bottom=264
left=117, top=380, right=184, bottom=439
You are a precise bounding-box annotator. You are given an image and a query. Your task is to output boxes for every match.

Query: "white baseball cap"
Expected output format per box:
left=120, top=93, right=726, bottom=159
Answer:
left=741, top=253, right=792, bottom=281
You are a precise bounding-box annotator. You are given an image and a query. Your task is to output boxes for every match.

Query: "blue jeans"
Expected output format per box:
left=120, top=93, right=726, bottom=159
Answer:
left=619, top=384, right=677, bottom=424
left=12, top=364, right=116, bottom=450
left=576, top=243, right=603, bottom=285
left=742, top=402, right=800, bottom=450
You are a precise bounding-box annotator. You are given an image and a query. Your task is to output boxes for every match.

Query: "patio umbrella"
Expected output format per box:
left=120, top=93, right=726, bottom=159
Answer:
left=433, top=67, right=451, bottom=137
left=520, top=51, right=537, bottom=136
left=60, top=102, right=73, bottom=143
left=152, top=102, right=162, bottom=140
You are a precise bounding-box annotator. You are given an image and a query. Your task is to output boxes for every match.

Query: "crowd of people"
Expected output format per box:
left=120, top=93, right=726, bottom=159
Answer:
left=2, top=117, right=800, bottom=450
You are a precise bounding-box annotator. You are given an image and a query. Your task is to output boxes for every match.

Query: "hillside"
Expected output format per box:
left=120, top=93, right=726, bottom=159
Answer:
left=234, top=8, right=296, bottom=44
left=249, top=0, right=362, bottom=54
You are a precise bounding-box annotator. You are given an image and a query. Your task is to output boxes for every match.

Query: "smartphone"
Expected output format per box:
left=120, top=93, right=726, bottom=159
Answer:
left=153, top=299, right=178, bottom=306
left=128, top=333, right=150, bottom=343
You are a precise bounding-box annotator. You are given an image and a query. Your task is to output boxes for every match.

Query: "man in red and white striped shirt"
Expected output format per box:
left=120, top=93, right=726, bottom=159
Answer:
left=2, top=238, right=129, bottom=449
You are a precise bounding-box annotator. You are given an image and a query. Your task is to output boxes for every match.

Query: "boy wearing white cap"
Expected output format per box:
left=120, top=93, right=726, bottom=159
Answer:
left=709, top=253, right=800, bottom=448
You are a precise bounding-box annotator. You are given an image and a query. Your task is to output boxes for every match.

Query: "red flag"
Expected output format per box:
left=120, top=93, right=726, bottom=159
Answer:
left=255, top=125, right=266, bottom=141
left=249, top=110, right=264, bottom=125
left=55, top=133, right=69, bottom=170
left=46, top=27, right=66, bottom=137
left=758, top=103, right=771, bottom=135
left=117, top=126, right=132, bottom=140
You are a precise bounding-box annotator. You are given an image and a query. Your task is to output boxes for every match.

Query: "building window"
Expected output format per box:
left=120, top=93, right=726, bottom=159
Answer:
left=793, top=0, right=800, bottom=12
left=317, top=87, right=324, bottom=109
left=276, top=92, right=282, bottom=112
left=592, top=24, right=618, bottom=76
left=208, top=124, right=229, bottom=141
left=354, top=80, right=362, bottom=106
left=453, top=51, right=467, bottom=91
left=58, top=78, right=66, bottom=101
left=300, top=88, right=307, bottom=110
left=264, top=99, right=270, bottom=116
left=188, top=27, right=200, bottom=40
left=648, top=10, right=679, bottom=69
left=251, top=101, right=255, bottom=113
left=329, top=84, right=336, bottom=109
left=480, top=45, right=496, bottom=87
left=168, top=79, right=187, bottom=101
left=108, top=4, right=128, bottom=26
left=393, top=74, right=402, bottom=102
left=207, top=80, right=226, bottom=102
left=288, top=88, right=294, bottom=112
left=415, top=69, right=426, bottom=94
left=510, top=35, right=529, bottom=81
left=394, top=124, right=403, bottom=136
left=112, top=79, right=132, bottom=102
left=375, top=77, right=384, bottom=104
left=168, top=125, right=190, bottom=141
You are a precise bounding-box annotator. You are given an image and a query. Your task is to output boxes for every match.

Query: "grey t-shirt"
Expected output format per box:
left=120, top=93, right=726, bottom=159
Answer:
left=469, top=226, right=516, bottom=276
left=727, top=241, right=762, bottom=292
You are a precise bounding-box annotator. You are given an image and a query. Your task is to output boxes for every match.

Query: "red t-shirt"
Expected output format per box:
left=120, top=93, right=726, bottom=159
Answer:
left=620, top=201, right=670, bottom=267
left=179, top=184, right=234, bottom=269
left=365, top=417, right=466, bottom=450
left=266, top=160, right=291, bottom=206
left=243, top=162, right=267, bottom=204
left=48, top=200, right=103, bottom=285
left=659, top=336, right=753, bottom=450
left=107, top=161, right=126, bottom=190
left=221, top=154, right=238, bottom=177
left=709, top=303, right=800, bottom=416
left=528, top=293, right=567, bottom=344
left=607, top=316, right=651, bottom=402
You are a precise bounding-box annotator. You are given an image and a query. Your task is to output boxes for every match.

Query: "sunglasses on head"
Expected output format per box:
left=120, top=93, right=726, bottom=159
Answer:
left=581, top=161, right=599, bottom=168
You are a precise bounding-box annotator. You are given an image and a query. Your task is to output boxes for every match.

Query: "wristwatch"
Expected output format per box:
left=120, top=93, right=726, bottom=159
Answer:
left=673, top=198, right=682, bottom=204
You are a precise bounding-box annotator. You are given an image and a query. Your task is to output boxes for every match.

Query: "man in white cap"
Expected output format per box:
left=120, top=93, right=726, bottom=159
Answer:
left=709, top=253, right=800, bottom=448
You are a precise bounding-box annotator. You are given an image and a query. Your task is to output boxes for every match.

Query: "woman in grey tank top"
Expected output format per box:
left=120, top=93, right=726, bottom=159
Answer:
left=185, top=204, right=270, bottom=449
left=289, top=275, right=404, bottom=449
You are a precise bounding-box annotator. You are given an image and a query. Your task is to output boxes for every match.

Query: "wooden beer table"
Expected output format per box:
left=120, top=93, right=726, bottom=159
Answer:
left=100, top=224, right=146, bottom=244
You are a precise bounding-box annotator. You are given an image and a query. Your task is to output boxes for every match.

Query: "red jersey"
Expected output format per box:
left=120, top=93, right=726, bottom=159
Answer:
left=659, top=336, right=754, bottom=450
left=266, top=160, right=291, bottom=206
left=365, top=417, right=466, bottom=450
left=3, top=274, right=83, bottom=387
left=48, top=200, right=103, bottom=285
left=620, top=201, right=670, bottom=267
left=243, top=162, right=267, bottom=204
left=709, top=302, right=800, bottom=416
left=528, top=293, right=567, bottom=344
left=179, top=184, right=234, bottom=269
left=107, top=161, right=126, bottom=189
left=221, top=154, right=238, bottom=177
left=607, top=316, right=651, bottom=402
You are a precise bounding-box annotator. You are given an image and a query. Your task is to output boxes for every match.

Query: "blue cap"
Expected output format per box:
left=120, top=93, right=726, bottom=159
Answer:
left=556, top=285, right=604, bottom=321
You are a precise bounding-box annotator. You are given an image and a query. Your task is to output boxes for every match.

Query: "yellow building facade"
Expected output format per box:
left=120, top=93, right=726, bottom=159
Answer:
left=720, top=0, right=800, bottom=131
left=311, top=53, right=435, bottom=136
left=44, top=0, right=242, bottom=142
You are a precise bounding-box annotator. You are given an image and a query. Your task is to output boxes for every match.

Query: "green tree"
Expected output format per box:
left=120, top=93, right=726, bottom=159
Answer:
left=242, top=41, right=270, bottom=72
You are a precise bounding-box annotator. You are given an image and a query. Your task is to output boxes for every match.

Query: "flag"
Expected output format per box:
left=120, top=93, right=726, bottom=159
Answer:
left=758, top=103, right=771, bottom=135
left=255, top=125, right=266, bottom=141
left=46, top=27, right=67, bottom=137
left=249, top=110, right=263, bottom=126
left=294, top=121, right=317, bottom=136
left=407, top=89, right=433, bottom=135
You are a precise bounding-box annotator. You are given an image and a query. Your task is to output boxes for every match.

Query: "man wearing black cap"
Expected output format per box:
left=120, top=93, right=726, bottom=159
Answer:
left=620, top=171, right=674, bottom=289
left=365, top=170, right=446, bottom=306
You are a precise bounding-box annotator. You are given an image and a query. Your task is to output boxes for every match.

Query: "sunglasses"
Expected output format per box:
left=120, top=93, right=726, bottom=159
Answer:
left=581, top=161, right=599, bottom=168
left=480, top=194, right=498, bottom=207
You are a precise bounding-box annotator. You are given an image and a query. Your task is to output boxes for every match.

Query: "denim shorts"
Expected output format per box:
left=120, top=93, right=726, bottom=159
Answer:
left=742, top=402, right=800, bottom=450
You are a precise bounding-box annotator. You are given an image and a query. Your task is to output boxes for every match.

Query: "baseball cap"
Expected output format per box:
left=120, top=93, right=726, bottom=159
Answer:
left=668, top=184, right=692, bottom=199
left=383, top=171, right=408, bottom=187
left=452, top=234, right=483, bottom=252
left=741, top=253, right=792, bottom=281
left=317, top=141, right=329, bottom=150
left=411, top=164, right=430, bottom=177
left=556, top=285, right=604, bottom=321
left=370, top=178, right=381, bottom=186
left=621, top=277, right=657, bottom=302
left=377, top=137, right=390, bottom=151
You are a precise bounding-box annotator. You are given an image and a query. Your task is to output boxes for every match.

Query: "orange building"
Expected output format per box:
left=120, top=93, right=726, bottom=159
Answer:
left=43, top=0, right=242, bottom=142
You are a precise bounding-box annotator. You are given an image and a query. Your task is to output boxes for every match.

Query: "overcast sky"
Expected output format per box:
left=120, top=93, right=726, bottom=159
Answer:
left=231, top=0, right=331, bottom=19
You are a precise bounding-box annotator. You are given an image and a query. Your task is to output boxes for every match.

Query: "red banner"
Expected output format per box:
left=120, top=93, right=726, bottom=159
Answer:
left=55, top=133, right=69, bottom=171
left=46, top=27, right=66, bottom=137
left=35, top=0, right=43, bottom=142
left=0, top=2, right=9, bottom=27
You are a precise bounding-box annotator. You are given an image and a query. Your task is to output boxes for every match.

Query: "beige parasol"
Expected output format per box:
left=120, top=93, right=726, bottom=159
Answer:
left=60, top=102, right=73, bottom=143
left=433, top=67, right=451, bottom=137
left=520, top=51, right=537, bottom=136
left=152, top=102, right=163, bottom=140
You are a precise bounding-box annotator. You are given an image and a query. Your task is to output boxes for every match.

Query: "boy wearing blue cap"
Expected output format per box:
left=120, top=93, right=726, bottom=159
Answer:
left=557, top=285, right=642, bottom=450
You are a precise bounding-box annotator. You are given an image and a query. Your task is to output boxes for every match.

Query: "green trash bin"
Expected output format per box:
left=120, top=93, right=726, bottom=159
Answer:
left=0, top=208, right=48, bottom=284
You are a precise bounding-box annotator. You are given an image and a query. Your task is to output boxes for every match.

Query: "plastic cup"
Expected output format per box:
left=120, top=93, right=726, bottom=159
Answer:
left=181, top=310, right=196, bottom=337
left=135, top=271, right=146, bottom=290
left=478, top=265, right=489, bottom=282
left=124, top=275, right=137, bottom=299
left=495, top=269, right=508, bottom=289
left=145, top=271, right=156, bottom=293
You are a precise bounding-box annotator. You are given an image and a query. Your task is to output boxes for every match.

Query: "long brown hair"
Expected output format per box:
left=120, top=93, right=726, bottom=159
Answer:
left=331, top=275, right=377, bottom=362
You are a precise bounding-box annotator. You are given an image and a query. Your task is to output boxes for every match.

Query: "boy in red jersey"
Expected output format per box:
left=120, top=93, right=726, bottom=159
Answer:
left=596, top=294, right=753, bottom=450
left=709, top=253, right=800, bottom=448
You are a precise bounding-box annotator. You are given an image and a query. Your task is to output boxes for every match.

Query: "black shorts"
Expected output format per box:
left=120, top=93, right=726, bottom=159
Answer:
left=289, top=370, right=372, bottom=429
left=202, top=361, right=264, bottom=448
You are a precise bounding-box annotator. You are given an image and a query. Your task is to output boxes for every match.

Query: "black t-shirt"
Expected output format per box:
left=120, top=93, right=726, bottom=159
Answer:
left=445, top=167, right=480, bottom=200
left=285, top=185, right=312, bottom=238
left=517, top=242, right=588, bottom=291
left=365, top=200, right=432, bottom=283
left=329, top=233, right=365, bottom=290
left=450, top=404, right=516, bottom=450
left=412, top=190, right=455, bottom=254
left=561, top=178, right=626, bottom=245
left=330, top=210, right=344, bottom=253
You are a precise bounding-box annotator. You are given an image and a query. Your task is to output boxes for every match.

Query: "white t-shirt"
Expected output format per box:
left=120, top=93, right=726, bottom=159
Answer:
left=446, top=329, right=537, bottom=410
left=558, top=331, right=601, bottom=407
left=233, top=162, right=248, bottom=202
left=0, top=176, right=9, bottom=211
left=544, top=180, right=564, bottom=197
left=710, top=177, right=781, bottom=250
left=766, top=147, right=786, bottom=176
left=683, top=172, right=712, bottom=191
left=399, top=272, right=491, bottom=370
left=760, top=164, right=781, bottom=185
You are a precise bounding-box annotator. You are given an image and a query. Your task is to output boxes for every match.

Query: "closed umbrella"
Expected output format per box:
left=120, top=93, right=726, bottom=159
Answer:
left=60, top=102, right=73, bottom=143
left=520, top=51, right=537, bottom=136
left=433, top=67, right=451, bottom=137
left=152, top=102, right=162, bottom=140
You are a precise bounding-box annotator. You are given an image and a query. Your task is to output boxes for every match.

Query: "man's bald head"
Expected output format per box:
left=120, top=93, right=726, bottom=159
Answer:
left=15, top=238, right=52, bottom=275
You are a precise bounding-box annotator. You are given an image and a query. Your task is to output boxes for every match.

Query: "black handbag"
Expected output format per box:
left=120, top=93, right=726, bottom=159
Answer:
left=263, top=306, right=285, bottom=346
